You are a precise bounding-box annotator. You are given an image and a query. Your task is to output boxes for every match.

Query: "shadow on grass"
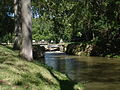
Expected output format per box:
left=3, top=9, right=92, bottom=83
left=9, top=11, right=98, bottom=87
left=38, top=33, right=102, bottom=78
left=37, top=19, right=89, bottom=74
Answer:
left=5, top=45, right=14, bottom=50
left=0, top=58, right=6, bottom=63
left=0, top=45, right=80, bottom=89
left=48, top=68, right=77, bottom=90
left=33, top=61, right=78, bottom=90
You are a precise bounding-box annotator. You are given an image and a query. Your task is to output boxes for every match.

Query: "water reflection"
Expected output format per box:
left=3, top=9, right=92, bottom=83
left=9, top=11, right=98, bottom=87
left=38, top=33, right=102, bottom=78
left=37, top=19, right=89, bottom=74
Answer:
left=44, top=51, right=120, bottom=90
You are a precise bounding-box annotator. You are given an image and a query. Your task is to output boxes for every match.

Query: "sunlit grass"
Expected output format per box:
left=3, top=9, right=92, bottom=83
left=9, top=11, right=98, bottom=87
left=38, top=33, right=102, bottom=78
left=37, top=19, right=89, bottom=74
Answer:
left=0, top=45, right=84, bottom=90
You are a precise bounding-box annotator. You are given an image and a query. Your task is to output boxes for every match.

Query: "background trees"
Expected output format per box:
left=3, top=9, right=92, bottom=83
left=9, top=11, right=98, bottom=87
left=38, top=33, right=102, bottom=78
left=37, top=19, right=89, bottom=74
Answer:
left=0, top=0, right=120, bottom=58
left=32, top=18, right=54, bottom=41
left=31, top=0, right=120, bottom=43
left=0, top=0, right=14, bottom=43
left=1, top=0, right=120, bottom=43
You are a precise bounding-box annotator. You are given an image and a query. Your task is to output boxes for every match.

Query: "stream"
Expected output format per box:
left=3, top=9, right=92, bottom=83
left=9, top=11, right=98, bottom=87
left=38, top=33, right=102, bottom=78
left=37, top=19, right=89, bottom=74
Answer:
left=43, top=51, right=120, bottom=90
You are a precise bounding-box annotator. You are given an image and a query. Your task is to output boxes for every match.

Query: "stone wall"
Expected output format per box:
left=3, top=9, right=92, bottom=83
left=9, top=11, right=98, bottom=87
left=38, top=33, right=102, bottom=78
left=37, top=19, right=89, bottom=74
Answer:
left=66, top=43, right=94, bottom=56
left=33, top=45, right=45, bottom=59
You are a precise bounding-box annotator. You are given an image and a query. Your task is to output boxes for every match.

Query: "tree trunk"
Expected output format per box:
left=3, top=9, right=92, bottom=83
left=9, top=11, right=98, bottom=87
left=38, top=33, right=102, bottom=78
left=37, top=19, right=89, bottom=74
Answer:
left=13, top=0, right=21, bottom=50
left=20, top=0, right=33, bottom=61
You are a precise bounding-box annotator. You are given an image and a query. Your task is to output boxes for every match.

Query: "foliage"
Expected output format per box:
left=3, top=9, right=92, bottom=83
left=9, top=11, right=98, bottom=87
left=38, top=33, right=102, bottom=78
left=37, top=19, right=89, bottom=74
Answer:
left=31, top=0, right=120, bottom=43
left=31, top=0, right=77, bottom=42
left=0, top=0, right=14, bottom=43
left=0, top=0, right=120, bottom=56
left=32, top=18, right=54, bottom=41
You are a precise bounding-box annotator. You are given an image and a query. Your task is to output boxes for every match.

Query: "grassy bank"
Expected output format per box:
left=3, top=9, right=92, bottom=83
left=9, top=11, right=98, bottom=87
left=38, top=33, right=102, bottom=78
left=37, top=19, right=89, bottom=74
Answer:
left=0, top=45, right=83, bottom=90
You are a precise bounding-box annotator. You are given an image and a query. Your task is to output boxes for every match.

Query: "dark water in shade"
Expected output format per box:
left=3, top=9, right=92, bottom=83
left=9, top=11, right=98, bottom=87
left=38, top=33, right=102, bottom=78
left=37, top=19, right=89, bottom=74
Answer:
left=43, top=51, right=120, bottom=90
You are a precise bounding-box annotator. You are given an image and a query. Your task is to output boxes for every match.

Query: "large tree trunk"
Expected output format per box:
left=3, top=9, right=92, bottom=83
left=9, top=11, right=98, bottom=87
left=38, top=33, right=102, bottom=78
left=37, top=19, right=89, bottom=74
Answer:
left=20, top=0, right=33, bottom=61
left=13, top=0, right=21, bottom=50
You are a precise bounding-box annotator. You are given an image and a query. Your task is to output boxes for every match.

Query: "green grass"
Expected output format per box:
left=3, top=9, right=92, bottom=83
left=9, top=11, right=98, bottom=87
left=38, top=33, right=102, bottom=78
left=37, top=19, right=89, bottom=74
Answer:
left=0, top=45, right=84, bottom=90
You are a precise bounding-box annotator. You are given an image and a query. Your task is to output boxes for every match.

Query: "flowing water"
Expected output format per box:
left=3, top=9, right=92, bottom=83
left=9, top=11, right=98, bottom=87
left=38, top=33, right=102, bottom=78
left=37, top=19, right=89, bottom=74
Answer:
left=43, top=51, right=120, bottom=90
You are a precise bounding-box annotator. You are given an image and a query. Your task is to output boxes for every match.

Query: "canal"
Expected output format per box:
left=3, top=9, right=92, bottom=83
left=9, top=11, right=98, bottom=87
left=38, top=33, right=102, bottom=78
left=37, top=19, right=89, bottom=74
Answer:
left=43, top=51, right=120, bottom=90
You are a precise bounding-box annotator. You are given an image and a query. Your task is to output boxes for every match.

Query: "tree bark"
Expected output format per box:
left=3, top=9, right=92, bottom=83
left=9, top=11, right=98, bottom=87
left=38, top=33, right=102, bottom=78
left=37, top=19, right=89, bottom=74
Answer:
left=20, top=0, right=33, bottom=61
left=13, top=0, right=21, bottom=50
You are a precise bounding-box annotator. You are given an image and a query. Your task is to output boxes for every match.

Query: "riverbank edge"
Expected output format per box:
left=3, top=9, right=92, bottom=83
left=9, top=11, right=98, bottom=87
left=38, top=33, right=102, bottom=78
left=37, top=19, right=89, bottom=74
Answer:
left=66, top=42, right=120, bottom=58
left=0, top=45, right=84, bottom=90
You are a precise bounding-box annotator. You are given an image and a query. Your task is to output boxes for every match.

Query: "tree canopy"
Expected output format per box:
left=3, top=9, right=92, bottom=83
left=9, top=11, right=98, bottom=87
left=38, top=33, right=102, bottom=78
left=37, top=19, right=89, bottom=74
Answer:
left=0, top=0, right=120, bottom=58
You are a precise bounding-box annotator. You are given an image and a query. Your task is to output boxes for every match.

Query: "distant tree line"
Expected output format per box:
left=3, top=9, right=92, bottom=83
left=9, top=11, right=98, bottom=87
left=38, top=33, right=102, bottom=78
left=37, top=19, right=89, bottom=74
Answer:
left=0, top=0, right=120, bottom=59
left=1, top=0, right=120, bottom=43
left=32, top=0, right=120, bottom=43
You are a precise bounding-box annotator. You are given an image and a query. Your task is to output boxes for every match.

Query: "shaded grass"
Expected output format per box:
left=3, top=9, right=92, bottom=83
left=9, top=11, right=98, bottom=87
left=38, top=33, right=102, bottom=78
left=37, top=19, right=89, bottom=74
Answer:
left=0, top=45, right=84, bottom=90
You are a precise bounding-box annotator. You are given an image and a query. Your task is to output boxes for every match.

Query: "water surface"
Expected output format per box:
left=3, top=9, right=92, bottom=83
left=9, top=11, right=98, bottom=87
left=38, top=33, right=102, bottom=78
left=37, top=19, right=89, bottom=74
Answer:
left=44, top=51, right=120, bottom=90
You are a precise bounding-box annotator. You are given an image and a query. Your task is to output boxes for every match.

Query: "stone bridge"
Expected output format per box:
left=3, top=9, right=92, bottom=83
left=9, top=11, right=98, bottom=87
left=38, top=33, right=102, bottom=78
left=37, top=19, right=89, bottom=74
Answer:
left=33, top=42, right=66, bottom=52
